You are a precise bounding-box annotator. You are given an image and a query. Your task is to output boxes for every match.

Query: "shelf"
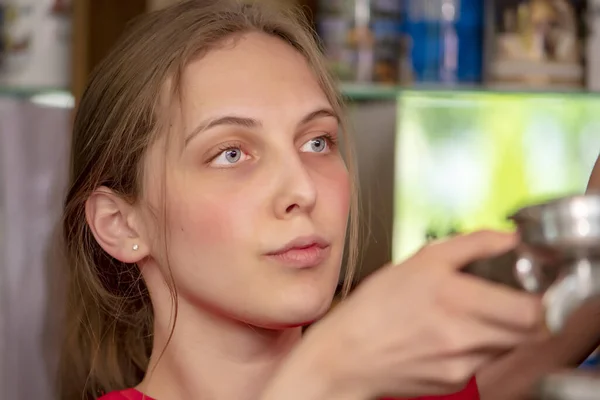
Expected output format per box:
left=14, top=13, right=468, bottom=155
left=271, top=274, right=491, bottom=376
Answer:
left=0, top=87, right=74, bottom=108
left=0, top=86, right=68, bottom=97
left=2, top=84, right=600, bottom=108
left=340, top=83, right=401, bottom=101
left=339, top=83, right=600, bottom=102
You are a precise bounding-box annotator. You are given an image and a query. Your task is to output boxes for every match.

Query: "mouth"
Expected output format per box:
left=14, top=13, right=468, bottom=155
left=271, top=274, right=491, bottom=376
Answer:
left=265, top=235, right=331, bottom=269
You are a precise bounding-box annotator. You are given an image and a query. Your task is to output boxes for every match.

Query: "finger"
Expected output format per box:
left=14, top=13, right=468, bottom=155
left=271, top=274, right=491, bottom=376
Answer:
left=440, top=274, right=544, bottom=331
left=420, top=230, right=518, bottom=271
left=405, top=354, right=488, bottom=395
left=435, top=316, right=531, bottom=357
left=462, top=318, right=535, bottom=354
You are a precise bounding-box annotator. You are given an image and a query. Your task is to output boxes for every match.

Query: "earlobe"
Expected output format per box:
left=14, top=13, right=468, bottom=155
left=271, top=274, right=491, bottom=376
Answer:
left=85, top=187, right=149, bottom=263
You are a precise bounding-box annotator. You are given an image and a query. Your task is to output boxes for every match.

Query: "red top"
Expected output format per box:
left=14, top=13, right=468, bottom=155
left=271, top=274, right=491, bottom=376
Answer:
left=99, top=377, right=479, bottom=400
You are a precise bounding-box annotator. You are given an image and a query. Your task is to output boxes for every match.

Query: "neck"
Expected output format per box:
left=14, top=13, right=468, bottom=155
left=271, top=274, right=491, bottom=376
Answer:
left=139, top=292, right=304, bottom=400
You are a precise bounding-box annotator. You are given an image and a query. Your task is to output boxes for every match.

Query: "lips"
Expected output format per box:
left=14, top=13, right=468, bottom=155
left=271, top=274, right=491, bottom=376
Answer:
left=267, top=235, right=329, bottom=255
left=266, top=236, right=331, bottom=268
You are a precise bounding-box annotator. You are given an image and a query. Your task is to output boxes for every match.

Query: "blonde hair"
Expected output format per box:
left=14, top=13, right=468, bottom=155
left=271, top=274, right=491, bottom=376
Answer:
left=59, top=1, right=360, bottom=399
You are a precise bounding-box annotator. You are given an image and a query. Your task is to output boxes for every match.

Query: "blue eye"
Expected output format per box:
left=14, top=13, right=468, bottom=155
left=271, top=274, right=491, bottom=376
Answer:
left=223, top=149, right=241, bottom=163
left=210, top=147, right=249, bottom=167
left=301, top=135, right=334, bottom=153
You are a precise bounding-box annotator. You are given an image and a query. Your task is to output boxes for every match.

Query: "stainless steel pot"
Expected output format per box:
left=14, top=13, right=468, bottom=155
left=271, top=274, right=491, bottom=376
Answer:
left=464, top=193, right=600, bottom=333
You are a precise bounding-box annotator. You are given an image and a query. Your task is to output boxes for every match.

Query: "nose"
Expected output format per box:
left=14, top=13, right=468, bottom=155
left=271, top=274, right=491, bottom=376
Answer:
left=272, top=156, right=317, bottom=219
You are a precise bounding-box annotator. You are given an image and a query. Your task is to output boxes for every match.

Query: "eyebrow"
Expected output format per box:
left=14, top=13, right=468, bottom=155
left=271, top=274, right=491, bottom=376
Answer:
left=184, top=107, right=339, bottom=146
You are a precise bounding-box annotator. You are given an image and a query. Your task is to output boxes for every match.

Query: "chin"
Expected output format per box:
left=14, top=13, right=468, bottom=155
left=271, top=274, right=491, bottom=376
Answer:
left=262, top=285, right=334, bottom=329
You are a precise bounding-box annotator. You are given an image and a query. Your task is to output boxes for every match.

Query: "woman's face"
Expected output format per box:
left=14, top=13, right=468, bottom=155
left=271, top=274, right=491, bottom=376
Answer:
left=142, top=33, right=350, bottom=328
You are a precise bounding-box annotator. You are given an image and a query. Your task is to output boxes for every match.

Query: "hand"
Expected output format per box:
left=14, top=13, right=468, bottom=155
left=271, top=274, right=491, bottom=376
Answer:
left=305, top=230, right=545, bottom=399
left=476, top=296, right=600, bottom=400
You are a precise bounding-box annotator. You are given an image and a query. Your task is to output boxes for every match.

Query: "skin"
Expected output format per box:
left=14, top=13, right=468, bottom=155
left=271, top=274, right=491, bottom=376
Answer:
left=588, top=156, right=600, bottom=193
left=86, top=33, right=543, bottom=400
left=476, top=155, right=600, bottom=400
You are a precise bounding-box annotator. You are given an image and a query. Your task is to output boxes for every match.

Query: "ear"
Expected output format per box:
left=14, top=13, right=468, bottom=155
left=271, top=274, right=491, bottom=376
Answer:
left=85, top=187, right=149, bottom=263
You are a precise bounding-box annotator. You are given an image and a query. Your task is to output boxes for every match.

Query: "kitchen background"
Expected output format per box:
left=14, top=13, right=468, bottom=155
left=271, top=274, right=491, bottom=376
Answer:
left=1, top=0, right=599, bottom=399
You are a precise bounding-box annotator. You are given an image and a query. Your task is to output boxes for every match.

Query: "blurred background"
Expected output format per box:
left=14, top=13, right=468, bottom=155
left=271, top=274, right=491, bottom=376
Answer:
left=0, top=0, right=599, bottom=398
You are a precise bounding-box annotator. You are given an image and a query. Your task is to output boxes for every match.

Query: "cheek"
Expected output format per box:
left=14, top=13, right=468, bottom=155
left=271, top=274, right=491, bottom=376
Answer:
left=170, top=194, right=249, bottom=247
left=320, top=161, right=351, bottom=219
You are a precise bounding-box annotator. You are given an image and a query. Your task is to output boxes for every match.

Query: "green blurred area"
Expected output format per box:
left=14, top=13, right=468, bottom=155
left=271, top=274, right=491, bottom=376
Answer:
left=393, top=90, right=600, bottom=262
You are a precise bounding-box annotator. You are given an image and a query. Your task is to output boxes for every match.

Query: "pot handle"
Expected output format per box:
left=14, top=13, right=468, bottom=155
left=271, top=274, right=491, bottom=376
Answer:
left=462, top=249, right=545, bottom=293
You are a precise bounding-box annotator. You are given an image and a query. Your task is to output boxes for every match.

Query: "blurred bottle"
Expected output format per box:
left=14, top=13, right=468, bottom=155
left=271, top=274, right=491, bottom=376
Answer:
left=0, top=0, right=71, bottom=88
left=486, top=0, right=585, bottom=90
left=317, top=0, right=404, bottom=84
left=588, top=0, right=600, bottom=91
left=402, top=0, right=485, bottom=85
left=0, top=1, right=5, bottom=70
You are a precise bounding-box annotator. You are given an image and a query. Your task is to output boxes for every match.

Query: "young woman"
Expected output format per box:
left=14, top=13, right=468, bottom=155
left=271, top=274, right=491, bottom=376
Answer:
left=58, top=1, right=545, bottom=399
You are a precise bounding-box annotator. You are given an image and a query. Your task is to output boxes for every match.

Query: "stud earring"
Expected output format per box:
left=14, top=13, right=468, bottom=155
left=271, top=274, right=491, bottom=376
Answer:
left=132, top=244, right=139, bottom=251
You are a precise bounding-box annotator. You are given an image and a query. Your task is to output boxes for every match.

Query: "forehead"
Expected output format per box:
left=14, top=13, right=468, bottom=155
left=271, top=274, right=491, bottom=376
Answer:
left=177, top=32, right=330, bottom=122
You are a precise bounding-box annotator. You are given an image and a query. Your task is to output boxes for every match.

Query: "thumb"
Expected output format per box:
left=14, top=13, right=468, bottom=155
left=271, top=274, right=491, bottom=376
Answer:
left=419, top=230, right=518, bottom=270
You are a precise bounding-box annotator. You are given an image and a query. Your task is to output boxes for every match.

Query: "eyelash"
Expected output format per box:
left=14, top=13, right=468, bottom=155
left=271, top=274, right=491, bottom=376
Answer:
left=319, top=133, right=338, bottom=149
left=205, top=141, right=245, bottom=162
left=216, top=141, right=244, bottom=154
left=207, top=133, right=338, bottom=164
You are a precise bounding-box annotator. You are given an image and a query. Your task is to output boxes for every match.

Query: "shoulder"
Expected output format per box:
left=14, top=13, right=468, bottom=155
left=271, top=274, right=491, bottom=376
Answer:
left=382, top=377, right=479, bottom=400
left=98, top=389, right=151, bottom=400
